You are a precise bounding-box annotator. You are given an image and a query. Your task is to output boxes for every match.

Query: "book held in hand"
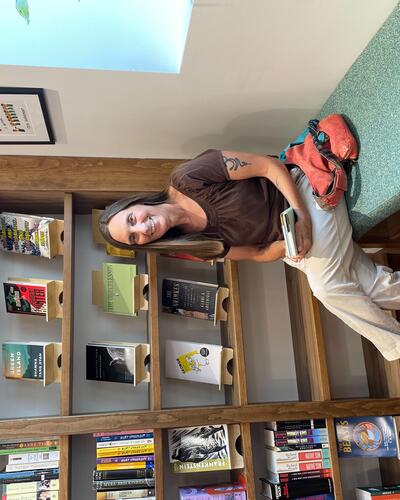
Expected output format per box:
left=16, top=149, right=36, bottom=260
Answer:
left=86, top=341, right=150, bottom=385
left=0, top=212, right=63, bottom=258
left=335, top=415, right=400, bottom=457
left=165, top=340, right=233, bottom=389
left=162, top=278, right=228, bottom=324
left=2, top=342, right=61, bottom=386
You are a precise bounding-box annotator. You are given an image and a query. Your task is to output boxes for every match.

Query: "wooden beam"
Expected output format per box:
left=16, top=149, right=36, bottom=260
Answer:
left=0, top=400, right=399, bottom=439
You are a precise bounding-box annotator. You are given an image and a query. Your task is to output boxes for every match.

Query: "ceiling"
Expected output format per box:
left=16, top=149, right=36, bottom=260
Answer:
left=0, top=0, right=397, bottom=159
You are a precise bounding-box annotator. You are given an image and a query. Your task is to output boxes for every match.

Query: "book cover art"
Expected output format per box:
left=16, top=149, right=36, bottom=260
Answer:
left=168, top=425, right=231, bottom=473
left=2, top=343, right=47, bottom=381
left=102, top=263, right=137, bottom=316
left=0, top=212, right=53, bottom=258
left=4, top=282, right=47, bottom=316
left=335, top=416, right=399, bottom=457
left=179, top=483, right=246, bottom=499
left=86, top=344, right=136, bottom=385
left=162, top=278, right=217, bottom=321
left=165, top=340, right=223, bottom=387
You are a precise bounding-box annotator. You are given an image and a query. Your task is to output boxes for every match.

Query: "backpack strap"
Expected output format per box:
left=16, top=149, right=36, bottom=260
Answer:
left=307, top=119, right=344, bottom=172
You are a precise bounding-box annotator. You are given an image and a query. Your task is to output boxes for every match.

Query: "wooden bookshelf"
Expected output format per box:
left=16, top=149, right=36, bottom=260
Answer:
left=0, top=155, right=400, bottom=500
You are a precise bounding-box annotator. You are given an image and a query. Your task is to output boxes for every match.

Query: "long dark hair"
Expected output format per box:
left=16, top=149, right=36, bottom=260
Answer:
left=98, top=190, right=225, bottom=260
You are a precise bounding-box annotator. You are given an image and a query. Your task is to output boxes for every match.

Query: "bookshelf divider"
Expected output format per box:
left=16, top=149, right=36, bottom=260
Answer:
left=221, top=260, right=256, bottom=499
left=146, top=252, right=164, bottom=500
left=59, top=193, right=74, bottom=500
left=284, top=266, right=344, bottom=500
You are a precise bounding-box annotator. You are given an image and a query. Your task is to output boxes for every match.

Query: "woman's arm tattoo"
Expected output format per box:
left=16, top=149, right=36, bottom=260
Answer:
left=223, top=155, right=251, bottom=171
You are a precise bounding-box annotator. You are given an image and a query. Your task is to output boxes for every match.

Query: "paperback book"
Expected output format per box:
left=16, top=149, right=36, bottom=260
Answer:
left=3, top=281, right=47, bottom=317
left=165, top=340, right=224, bottom=388
left=335, top=416, right=400, bottom=457
left=265, top=468, right=332, bottom=485
left=355, top=484, right=400, bottom=499
left=102, top=262, right=137, bottom=316
left=260, top=477, right=334, bottom=500
left=169, top=425, right=236, bottom=473
left=162, top=278, right=218, bottom=321
left=179, top=483, right=246, bottom=499
left=2, top=479, right=59, bottom=495
left=2, top=342, right=59, bottom=386
left=265, top=420, right=326, bottom=431
left=0, top=212, right=54, bottom=258
left=2, top=491, right=59, bottom=499
left=95, top=489, right=155, bottom=499
left=86, top=341, right=148, bottom=385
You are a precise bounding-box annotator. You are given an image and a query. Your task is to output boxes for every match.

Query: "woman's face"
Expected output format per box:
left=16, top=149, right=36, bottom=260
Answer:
left=107, top=203, right=169, bottom=245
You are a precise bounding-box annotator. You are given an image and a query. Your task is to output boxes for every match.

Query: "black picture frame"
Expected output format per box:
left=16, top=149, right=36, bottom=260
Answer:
left=0, top=87, right=55, bottom=144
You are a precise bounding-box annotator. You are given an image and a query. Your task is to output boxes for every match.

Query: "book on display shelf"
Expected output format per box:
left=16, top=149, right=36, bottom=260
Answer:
left=86, top=341, right=150, bottom=386
left=92, top=263, right=148, bottom=317
left=179, top=482, right=246, bottom=499
left=2, top=342, right=62, bottom=386
left=334, top=415, right=400, bottom=457
left=96, top=490, right=155, bottom=499
left=265, top=420, right=326, bottom=431
left=2, top=479, right=59, bottom=496
left=161, top=278, right=228, bottom=325
left=0, top=212, right=64, bottom=258
left=168, top=424, right=242, bottom=473
left=92, top=429, right=155, bottom=495
left=355, top=485, right=400, bottom=499
left=2, top=492, right=59, bottom=499
left=3, top=278, right=63, bottom=321
left=260, top=477, right=334, bottom=500
left=165, top=339, right=233, bottom=389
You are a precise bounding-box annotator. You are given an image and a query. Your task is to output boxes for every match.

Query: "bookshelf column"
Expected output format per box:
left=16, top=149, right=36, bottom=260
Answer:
left=220, top=260, right=257, bottom=500
left=285, top=266, right=344, bottom=500
left=59, top=193, right=74, bottom=500
left=147, top=253, right=164, bottom=500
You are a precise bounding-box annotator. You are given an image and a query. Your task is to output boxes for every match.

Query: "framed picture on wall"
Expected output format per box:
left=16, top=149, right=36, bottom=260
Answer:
left=0, top=87, right=55, bottom=144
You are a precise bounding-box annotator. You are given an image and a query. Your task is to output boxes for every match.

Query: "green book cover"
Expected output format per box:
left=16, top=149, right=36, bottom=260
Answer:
left=102, top=263, right=137, bottom=316
left=2, top=343, right=45, bottom=380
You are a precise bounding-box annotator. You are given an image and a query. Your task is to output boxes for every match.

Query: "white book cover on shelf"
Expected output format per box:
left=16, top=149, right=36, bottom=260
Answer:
left=165, top=340, right=223, bottom=389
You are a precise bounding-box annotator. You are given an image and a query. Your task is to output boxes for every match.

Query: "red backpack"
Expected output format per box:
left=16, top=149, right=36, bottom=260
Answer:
left=279, top=114, right=359, bottom=210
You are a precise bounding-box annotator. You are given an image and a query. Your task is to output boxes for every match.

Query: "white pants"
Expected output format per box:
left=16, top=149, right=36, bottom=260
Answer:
left=283, top=168, right=400, bottom=361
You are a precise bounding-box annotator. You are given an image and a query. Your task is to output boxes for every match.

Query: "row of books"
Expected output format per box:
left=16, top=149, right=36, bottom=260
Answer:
left=2, top=272, right=224, bottom=323
left=1, top=338, right=231, bottom=389
left=92, top=429, right=155, bottom=499
left=0, top=438, right=60, bottom=500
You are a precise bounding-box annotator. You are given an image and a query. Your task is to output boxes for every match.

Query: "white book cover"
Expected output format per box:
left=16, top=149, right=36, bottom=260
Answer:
left=96, top=438, right=154, bottom=448
left=5, top=460, right=59, bottom=472
left=165, top=340, right=223, bottom=388
left=8, top=450, right=60, bottom=464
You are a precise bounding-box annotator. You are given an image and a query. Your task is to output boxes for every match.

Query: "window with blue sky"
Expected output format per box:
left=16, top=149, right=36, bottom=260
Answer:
left=3, top=0, right=193, bottom=73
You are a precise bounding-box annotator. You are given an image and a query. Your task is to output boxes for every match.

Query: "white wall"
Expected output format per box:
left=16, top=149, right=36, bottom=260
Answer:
left=0, top=0, right=397, bottom=158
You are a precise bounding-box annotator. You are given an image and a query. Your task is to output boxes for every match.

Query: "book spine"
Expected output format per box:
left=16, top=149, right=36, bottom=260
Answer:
left=96, top=462, right=154, bottom=471
left=266, top=469, right=332, bottom=484
left=267, top=459, right=331, bottom=473
left=274, top=429, right=328, bottom=438
left=0, top=441, right=59, bottom=451
left=268, top=420, right=326, bottom=431
left=96, top=454, right=154, bottom=464
left=93, top=429, right=153, bottom=437
left=267, top=448, right=330, bottom=462
left=0, top=447, right=59, bottom=457
left=0, top=469, right=59, bottom=483
left=273, top=443, right=330, bottom=451
left=94, top=468, right=154, bottom=480
left=96, top=433, right=153, bottom=442
left=96, top=438, right=153, bottom=448
left=96, top=489, right=155, bottom=499
left=3, top=479, right=59, bottom=494
left=2, top=492, right=59, bottom=500
left=264, top=478, right=333, bottom=499
left=5, top=461, right=59, bottom=472
left=8, top=451, right=60, bottom=464
left=274, top=438, right=329, bottom=446
left=96, top=444, right=154, bottom=458
left=92, top=477, right=155, bottom=490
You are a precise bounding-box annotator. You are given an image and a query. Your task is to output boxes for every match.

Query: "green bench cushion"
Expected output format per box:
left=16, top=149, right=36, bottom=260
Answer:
left=318, top=3, right=400, bottom=240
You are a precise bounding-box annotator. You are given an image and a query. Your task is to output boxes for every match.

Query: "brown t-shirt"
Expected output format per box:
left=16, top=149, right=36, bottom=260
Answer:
left=170, top=149, right=287, bottom=253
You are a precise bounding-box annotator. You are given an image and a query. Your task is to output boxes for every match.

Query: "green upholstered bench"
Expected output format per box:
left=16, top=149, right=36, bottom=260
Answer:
left=317, top=3, right=400, bottom=245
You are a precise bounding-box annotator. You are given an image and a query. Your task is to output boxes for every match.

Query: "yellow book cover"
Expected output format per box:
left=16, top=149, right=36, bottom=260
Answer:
left=96, top=461, right=147, bottom=471
left=97, top=444, right=154, bottom=458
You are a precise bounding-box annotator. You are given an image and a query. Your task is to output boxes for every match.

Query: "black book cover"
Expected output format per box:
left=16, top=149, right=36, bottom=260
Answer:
left=93, top=468, right=154, bottom=481
left=267, top=420, right=326, bottom=431
left=92, top=477, right=155, bottom=490
left=261, top=477, right=333, bottom=499
left=162, top=278, right=217, bottom=321
left=86, top=345, right=134, bottom=384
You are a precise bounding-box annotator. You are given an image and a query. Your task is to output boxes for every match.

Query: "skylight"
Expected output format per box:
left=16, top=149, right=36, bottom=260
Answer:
left=3, top=0, right=193, bottom=73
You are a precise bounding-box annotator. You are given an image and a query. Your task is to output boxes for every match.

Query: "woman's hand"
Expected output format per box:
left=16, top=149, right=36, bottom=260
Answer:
left=289, top=209, right=312, bottom=262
